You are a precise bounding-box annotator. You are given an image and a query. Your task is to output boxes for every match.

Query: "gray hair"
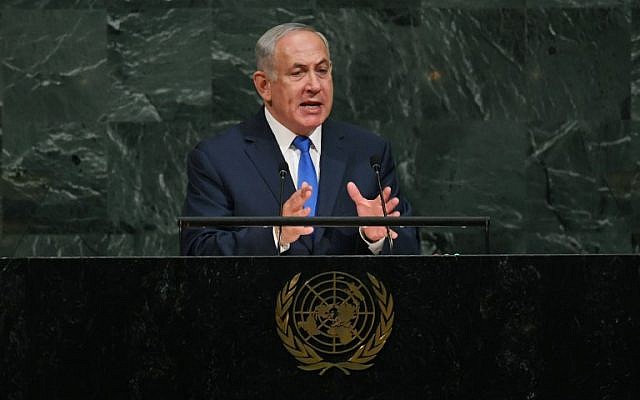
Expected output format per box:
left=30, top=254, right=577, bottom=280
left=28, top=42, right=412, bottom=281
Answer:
left=255, top=23, right=330, bottom=80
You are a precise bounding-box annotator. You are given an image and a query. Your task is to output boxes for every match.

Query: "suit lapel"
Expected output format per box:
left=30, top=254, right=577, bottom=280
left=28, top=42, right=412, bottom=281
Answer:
left=243, top=109, right=312, bottom=253
left=314, top=121, right=348, bottom=246
left=243, top=110, right=295, bottom=206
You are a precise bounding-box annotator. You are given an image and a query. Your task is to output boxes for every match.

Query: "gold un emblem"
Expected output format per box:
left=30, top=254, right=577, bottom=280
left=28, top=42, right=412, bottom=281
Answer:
left=275, top=271, right=394, bottom=375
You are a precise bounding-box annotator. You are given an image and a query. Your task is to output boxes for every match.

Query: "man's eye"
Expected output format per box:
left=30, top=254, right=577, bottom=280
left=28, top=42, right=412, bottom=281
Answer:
left=290, top=70, right=303, bottom=77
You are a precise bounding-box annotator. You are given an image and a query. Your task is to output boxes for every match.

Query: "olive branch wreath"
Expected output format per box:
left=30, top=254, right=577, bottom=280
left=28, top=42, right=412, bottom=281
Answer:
left=275, top=272, right=394, bottom=375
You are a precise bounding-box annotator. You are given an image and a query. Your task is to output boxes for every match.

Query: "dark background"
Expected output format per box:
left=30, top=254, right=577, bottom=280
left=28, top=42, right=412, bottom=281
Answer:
left=1, top=0, right=639, bottom=256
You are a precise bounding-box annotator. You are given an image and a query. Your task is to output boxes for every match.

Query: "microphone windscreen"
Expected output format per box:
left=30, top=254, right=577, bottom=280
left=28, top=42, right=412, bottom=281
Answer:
left=278, top=161, right=289, bottom=174
left=369, top=155, right=382, bottom=169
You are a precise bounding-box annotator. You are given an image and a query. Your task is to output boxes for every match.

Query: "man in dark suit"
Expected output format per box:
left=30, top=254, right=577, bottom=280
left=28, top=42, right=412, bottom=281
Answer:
left=181, top=23, right=420, bottom=256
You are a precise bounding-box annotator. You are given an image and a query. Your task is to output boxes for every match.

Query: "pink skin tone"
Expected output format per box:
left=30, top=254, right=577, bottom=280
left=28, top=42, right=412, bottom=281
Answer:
left=253, top=30, right=400, bottom=246
left=253, top=30, right=333, bottom=136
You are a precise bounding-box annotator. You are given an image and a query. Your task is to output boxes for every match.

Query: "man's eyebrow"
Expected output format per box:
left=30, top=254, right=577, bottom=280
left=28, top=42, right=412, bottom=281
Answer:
left=291, top=59, right=330, bottom=68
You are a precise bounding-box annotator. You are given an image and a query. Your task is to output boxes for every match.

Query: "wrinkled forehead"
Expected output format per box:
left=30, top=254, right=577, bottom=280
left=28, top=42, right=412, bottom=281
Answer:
left=274, top=31, right=330, bottom=65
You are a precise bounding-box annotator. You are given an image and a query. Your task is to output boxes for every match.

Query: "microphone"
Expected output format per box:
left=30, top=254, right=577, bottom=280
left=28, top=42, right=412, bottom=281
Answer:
left=369, top=155, right=394, bottom=254
left=277, top=161, right=289, bottom=255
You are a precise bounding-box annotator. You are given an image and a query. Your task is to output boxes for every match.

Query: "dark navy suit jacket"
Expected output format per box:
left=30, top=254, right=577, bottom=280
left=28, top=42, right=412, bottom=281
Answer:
left=181, top=109, right=420, bottom=256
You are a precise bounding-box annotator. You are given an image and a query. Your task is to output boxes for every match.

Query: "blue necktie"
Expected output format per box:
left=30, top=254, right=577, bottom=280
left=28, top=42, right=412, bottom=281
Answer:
left=293, top=136, right=318, bottom=216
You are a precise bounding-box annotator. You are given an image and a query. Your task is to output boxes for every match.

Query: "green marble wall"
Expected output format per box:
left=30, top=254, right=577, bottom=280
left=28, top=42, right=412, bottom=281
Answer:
left=0, top=0, right=638, bottom=256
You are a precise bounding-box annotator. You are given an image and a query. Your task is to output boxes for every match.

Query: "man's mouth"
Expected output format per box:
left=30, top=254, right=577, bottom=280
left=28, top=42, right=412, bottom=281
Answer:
left=300, top=101, right=322, bottom=111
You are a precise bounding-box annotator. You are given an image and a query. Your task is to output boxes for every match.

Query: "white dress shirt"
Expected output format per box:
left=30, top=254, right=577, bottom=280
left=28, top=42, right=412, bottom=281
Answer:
left=265, top=107, right=321, bottom=187
left=264, top=107, right=384, bottom=254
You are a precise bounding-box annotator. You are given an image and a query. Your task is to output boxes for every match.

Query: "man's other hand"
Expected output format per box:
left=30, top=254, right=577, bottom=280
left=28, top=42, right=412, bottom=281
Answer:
left=279, top=182, right=314, bottom=246
left=346, top=181, right=400, bottom=242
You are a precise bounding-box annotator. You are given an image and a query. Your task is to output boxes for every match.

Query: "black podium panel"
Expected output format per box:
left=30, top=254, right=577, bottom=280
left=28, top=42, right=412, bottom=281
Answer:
left=1, top=256, right=639, bottom=399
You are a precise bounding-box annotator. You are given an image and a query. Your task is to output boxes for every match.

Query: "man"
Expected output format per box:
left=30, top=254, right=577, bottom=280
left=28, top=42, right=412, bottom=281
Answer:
left=181, top=23, right=420, bottom=256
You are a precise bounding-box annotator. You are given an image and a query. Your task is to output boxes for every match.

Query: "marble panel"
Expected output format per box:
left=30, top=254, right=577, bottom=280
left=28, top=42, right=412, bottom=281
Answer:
left=106, top=122, right=199, bottom=246
left=420, top=228, right=491, bottom=255
left=632, top=7, right=640, bottom=120
left=0, top=9, right=3, bottom=109
left=210, top=7, right=526, bottom=124
left=527, top=0, right=633, bottom=7
left=324, top=8, right=527, bottom=123
left=105, top=0, right=209, bottom=8
left=0, top=232, right=178, bottom=257
left=98, top=232, right=178, bottom=256
left=629, top=121, right=640, bottom=252
left=210, top=1, right=421, bottom=7
left=525, top=120, right=636, bottom=253
left=126, top=232, right=178, bottom=256
left=526, top=7, right=631, bottom=122
left=0, top=2, right=3, bottom=244
left=210, top=8, right=309, bottom=123
left=1, top=10, right=108, bottom=128
left=1, top=98, right=3, bottom=242
left=2, top=121, right=107, bottom=236
left=0, top=4, right=637, bottom=256
left=1, top=233, right=110, bottom=257
left=106, top=7, right=211, bottom=123
left=1, top=10, right=108, bottom=238
left=413, top=121, right=527, bottom=254
left=1, top=0, right=104, bottom=8
left=421, top=0, right=526, bottom=6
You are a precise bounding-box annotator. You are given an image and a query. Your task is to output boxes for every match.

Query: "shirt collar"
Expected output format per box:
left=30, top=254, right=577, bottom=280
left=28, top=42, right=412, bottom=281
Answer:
left=264, top=107, right=322, bottom=154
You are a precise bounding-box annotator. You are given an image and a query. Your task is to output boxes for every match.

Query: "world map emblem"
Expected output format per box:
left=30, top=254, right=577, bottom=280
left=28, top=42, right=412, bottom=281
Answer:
left=275, top=271, right=394, bottom=375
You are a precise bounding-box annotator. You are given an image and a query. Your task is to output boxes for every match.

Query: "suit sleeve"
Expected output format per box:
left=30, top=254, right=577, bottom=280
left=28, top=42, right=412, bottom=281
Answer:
left=180, top=145, right=276, bottom=256
left=378, top=140, right=421, bottom=255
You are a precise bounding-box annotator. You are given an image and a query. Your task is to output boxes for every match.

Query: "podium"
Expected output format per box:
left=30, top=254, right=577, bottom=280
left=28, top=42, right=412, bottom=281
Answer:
left=1, top=255, right=638, bottom=398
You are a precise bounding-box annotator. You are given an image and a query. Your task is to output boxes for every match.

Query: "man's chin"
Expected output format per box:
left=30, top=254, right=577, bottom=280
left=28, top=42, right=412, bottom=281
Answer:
left=297, top=118, right=327, bottom=134
left=297, top=111, right=329, bottom=127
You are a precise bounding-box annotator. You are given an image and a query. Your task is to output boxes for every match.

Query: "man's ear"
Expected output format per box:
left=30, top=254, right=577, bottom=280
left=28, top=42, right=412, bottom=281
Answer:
left=252, top=71, right=272, bottom=104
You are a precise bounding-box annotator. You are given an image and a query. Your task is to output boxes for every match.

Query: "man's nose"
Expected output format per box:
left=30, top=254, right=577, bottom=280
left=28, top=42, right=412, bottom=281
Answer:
left=305, top=71, right=322, bottom=92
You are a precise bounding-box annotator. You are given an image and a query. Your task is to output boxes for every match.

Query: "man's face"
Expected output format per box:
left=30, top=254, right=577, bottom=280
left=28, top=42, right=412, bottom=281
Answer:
left=263, top=30, right=333, bottom=135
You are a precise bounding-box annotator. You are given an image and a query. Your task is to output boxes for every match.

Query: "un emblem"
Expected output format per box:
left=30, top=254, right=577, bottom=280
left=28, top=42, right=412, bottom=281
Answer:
left=275, top=271, right=394, bottom=375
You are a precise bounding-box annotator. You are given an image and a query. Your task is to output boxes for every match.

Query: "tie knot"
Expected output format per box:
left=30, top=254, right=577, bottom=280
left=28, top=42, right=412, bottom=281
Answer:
left=293, top=135, right=312, bottom=153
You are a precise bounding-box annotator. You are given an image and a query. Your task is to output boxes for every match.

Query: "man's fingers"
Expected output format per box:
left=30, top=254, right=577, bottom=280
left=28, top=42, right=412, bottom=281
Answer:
left=280, top=202, right=314, bottom=245
left=382, top=186, right=392, bottom=202
left=352, top=183, right=393, bottom=205
left=385, top=197, right=400, bottom=213
left=300, top=181, right=313, bottom=193
left=300, top=226, right=314, bottom=235
left=295, top=206, right=311, bottom=217
left=346, top=181, right=365, bottom=203
left=275, top=183, right=317, bottom=246
left=295, top=206, right=314, bottom=234
left=280, top=224, right=313, bottom=245
left=283, top=184, right=313, bottom=214
left=378, top=228, right=398, bottom=239
left=296, top=183, right=313, bottom=207
left=362, top=226, right=399, bottom=242
left=284, top=225, right=314, bottom=235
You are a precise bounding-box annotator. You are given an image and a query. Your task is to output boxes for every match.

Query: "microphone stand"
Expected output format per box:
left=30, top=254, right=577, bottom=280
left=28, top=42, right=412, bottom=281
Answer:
left=370, top=156, right=394, bottom=255
left=277, top=162, right=289, bottom=255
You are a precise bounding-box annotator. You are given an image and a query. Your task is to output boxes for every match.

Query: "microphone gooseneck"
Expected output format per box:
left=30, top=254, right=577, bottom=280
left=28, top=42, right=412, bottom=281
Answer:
left=277, top=161, right=289, bottom=255
left=369, top=155, right=394, bottom=254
